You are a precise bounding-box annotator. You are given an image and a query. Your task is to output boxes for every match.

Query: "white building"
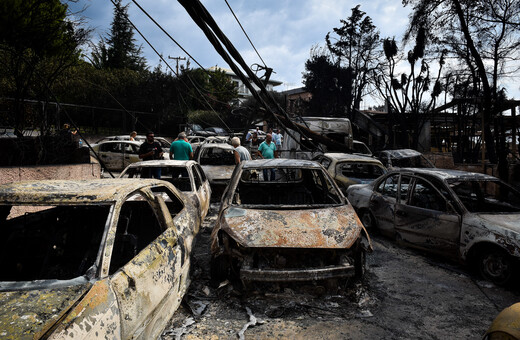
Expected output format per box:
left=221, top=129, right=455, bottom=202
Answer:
left=208, top=66, right=282, bottom=104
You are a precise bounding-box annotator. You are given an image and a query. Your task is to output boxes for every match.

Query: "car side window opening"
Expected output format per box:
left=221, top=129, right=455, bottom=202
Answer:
left=193, top=167, right=202, bottom=189
left=338, top=162, right=385, bottom=180
left=408, top=178, right=446, bottom=211
left=200, top=148, right=235, bottom=166
left=377, top=175, right=399, bottom=199
left=195, top=164, right=208, bottom=182
left=150, top=186, right=184, bottom=217
left=109, top=193, right=165, bottom=275
left=450, top=180, right=520, bottom=213
left=319, top=157, right=331, bottom=169
left=0, top=205, right=109, bottom=281
left=399, top=175, right=413, bottom=202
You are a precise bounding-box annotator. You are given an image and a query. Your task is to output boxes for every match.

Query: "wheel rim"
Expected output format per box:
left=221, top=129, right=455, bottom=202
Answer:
left=361, top=212, right=373, bottom=229
left=480, top=252, right=511, bottom=284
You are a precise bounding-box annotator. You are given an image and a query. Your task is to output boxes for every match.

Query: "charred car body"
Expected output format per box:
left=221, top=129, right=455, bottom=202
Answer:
left=119, top=160, right=211, bottom=220
left=210, top=159, right=371, bottom=288
left=313, top=153, right=387, bottom=194
left=0, top=179, right=200, bottom=339
left=346, top=168, right=520, bottom=284
left=374, top=149, right=435, bottom=169
left=195, top=142, right=235, bottom=201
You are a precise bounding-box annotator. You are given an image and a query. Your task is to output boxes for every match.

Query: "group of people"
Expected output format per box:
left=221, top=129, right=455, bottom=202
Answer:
left=136, top=126, right=282, bottom=181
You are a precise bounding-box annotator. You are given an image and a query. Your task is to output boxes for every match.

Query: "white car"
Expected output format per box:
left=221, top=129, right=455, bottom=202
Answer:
left=195, top=142, right=236, bottom=200
left=120, top=160, right=211, bottom=220
left=91, top=140, right=169, bottom=171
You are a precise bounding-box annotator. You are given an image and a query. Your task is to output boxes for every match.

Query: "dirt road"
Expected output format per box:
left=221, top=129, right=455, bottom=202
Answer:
left=162, top=208, right=519, bottom=339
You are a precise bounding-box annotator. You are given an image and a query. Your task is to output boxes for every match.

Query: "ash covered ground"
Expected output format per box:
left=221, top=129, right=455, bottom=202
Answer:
left=162, top=205, right=519, bottom=339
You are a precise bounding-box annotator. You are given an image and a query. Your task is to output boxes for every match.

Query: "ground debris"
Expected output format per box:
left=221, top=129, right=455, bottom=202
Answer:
left=237, top=307, right=265, bottom=340
left=162, top=317, right=196, bottom=340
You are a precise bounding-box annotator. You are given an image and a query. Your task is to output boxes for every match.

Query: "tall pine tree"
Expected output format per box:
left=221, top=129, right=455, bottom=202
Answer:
left=91, top=0, right=146, bottom=71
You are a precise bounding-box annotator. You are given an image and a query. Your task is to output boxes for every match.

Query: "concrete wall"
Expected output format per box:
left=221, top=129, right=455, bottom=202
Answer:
left=0, top=163, right=101, bottom=185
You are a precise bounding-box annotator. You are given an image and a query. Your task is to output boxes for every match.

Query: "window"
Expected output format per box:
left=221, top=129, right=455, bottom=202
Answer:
left=409, top=178, right=446, bottom=211
left=319, top=157, right=331, bottom=169
left=399, top=175, right=413, bottom=201
left=151, top=186, right=184, bottom=216
left=193, top=167, right=202, bottom=189
left=0, top=205, right=109, bottom=281
left=337, top=162, right=385, bottom=180
left=195, top=164, right=207, bottom=182
left=377, top=175, right=399, bottom=199
left=109, top=193, right=164, bottom=274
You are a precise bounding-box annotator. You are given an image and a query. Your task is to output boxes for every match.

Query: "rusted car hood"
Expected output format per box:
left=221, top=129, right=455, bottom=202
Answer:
left=0, top=282, right=91, bottom=339
left=221, top=205, right=363, bottom=249
left=202, top=165, right=234, bottom=181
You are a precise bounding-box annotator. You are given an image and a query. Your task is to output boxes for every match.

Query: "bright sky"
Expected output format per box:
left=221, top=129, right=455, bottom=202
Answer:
left=69, top=1, right=410, bottom=101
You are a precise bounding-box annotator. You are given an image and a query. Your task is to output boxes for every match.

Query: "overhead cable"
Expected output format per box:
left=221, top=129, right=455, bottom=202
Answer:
left=223, top=0, right=267, bottom=68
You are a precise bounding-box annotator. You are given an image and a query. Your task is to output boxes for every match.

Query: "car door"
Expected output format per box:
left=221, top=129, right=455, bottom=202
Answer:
left=122, top=143, right=139, bottom=168
left=107, top=188, right=185, bottom=338
left=98, top=142, right=124, bottom=170
left=394, top=176, right=461, bottom=257
left=369, top=174, right=399, bottom=236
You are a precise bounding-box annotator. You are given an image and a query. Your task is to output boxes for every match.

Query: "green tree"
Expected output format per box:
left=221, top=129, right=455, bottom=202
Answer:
left=403, top=0, right=520, bottom=166
left=0, top=0, right=88, bottom=136
left=325, top=5, right=383, bottom=113
left=91, top=0, right=146, bottom=71
left=303, top=49, right=353, bottom=117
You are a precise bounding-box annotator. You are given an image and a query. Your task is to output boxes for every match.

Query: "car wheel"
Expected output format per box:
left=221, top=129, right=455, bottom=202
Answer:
left=478, top=248, right=513, bottom=285
left=360, top=210, right=375, bottom=230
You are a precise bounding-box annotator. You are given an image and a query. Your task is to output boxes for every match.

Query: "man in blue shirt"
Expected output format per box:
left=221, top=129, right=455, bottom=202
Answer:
left=256, top=133, right=277, bottom=180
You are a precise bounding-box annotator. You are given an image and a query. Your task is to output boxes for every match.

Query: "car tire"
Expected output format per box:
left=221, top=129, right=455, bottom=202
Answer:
left=360, top=210, right=375, bottom=230
left=478, top=248, right=513, bottom=285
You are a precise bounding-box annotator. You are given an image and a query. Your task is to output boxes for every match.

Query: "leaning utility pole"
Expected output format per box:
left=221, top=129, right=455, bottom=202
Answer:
left=168, top=56, right=186, bottom=75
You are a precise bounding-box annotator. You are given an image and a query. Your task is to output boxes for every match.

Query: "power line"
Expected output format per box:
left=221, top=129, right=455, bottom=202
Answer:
left=223, top=0, right=267, bottom=68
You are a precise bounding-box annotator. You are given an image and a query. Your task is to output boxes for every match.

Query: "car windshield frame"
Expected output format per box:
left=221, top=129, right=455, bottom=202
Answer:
left=228, top=166, right=345, bottom=209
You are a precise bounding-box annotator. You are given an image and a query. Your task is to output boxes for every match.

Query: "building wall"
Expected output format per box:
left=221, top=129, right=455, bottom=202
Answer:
left=0, top=163, right=101, bottom=185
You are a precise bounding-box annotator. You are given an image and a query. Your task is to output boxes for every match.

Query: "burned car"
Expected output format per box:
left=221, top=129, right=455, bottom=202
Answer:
left=119, top=160, right=211, bottom=220
left=90, top=140, right=169, bottom=171
left=0, top=179, right=200, bottom=339
left=313, top=153, right=387, bottom=194
left=375, top=149, right=435, bottom=169
left=210, top=159, right=371, bottom=288
left=195, top=142, right=235, bottom=200
left=346, top=168, right=520, bottom=284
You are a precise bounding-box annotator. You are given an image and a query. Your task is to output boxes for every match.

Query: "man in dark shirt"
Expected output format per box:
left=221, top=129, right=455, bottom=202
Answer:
left=138, top=131, right=164, bottom=178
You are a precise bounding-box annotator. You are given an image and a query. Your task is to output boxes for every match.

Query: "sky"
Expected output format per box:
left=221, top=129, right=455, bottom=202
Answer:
left=68, top=0, right=412, bottom=107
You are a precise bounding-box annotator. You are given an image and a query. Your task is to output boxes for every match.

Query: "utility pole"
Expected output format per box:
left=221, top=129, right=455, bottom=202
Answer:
left=168, top=56, right=186, bottom=76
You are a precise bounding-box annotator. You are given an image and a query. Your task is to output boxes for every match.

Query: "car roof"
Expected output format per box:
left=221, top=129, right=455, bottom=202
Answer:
left=395, top=168, right=498, bottom=181
left=123, top=160, right=195, bottom=168
left=97, top=140, right=142, bottom=146
left=0, top=179, right=170, bottom=204
left=378, top=149, right=422, bottom=158
left=200, top=142, right=233, bottom=149
left=322, top=153, right=381, bottom=163
left=242, top=159, right=321, bottom=169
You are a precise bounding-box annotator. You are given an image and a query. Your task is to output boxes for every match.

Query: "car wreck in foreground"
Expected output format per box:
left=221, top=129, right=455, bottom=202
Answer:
left=0, top=179, right=200, bottom=339
left=210, top=159, right=371, bottom=288
left=346, top=168, right=520, bottom=284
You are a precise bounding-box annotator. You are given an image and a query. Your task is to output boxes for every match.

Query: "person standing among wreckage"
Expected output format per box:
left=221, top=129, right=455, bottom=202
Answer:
left=138, top=131, right=164, bottom=178
left=231, top=137, right=251, bottom=164
left=257, top=133, right=277, bottom=180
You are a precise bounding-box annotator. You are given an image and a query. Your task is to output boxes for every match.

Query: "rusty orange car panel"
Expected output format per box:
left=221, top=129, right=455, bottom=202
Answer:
left=221, top=205, right=363, bottom=249
left=0, top=179, right=198, bottom=339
